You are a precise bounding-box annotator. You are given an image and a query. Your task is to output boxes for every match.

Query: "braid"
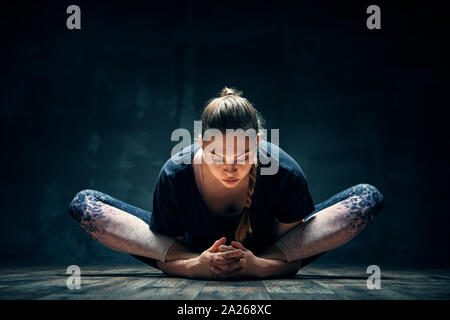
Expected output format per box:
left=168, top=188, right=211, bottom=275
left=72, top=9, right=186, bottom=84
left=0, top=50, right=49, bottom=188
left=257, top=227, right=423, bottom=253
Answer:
left=245, top=164, right=257, bottom=207
left=235, top=158, right=258, bottom=242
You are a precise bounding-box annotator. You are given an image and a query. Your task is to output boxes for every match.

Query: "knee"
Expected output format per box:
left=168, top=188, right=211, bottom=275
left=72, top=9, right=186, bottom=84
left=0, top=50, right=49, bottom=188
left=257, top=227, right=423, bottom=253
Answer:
left=68, top=189, right=97, bottom=223
left=354, top=183, right=385, bottom=216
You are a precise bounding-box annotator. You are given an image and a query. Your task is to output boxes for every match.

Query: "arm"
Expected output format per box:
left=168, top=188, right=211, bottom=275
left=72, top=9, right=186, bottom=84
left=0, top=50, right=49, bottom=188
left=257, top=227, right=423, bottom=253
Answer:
left=164, top=236, right=199, bottom=261
left=210, top=240, right=302, bottom=280
left=158, top=237, right=241, bottom=280
left=157, top=236, right=200, bottom=278
left=259, top=220, right=303, bottom=261
left=256, top=257, right=302, bottom=278
left=209, top=221, right=304, bottom=279
left=157, top=256, right=199, bottom=278
left=255, top=220, right=304, bottom=278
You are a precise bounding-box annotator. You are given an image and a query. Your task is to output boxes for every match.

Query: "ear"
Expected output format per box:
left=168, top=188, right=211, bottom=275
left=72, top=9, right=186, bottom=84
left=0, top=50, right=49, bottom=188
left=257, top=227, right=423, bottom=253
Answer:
left=198, top=135, right=204, bottom=149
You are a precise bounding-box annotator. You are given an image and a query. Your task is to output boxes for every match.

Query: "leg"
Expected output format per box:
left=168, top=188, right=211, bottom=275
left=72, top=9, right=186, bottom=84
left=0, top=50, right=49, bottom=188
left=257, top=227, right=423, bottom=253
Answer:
left=68, top=189, right=176, bottom=268
left=275, top=183, right=385, bottom=267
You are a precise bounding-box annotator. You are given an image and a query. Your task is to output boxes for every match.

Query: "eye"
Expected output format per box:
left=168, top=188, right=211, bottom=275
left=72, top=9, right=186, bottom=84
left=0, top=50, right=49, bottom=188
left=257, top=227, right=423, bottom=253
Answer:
left=211, top=153, right=249, bottom=164
left=236, top=154, right=250, bottom=162
left=212, top=155, right=223, bottom=163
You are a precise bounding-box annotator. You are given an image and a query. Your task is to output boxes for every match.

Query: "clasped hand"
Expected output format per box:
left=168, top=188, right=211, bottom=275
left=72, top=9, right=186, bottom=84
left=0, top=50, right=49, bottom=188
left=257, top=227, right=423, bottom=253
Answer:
left=191, top=236, right=265, bottom=280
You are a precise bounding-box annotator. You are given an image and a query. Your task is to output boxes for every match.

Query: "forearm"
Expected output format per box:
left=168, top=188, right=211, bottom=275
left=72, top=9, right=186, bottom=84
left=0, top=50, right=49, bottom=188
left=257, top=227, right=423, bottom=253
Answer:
left=157, top=257, right=197, bottom=278
left=259, top=242, right=288, bottom=261
left=164, top=240, right=199, bottom=261
left=158, top=255, right=217, bottom=280
left=257, top=257, right=302, bottom=278
left=156, top=239, right=201, bottom=278
left=257, top=243, right=301, bottom=278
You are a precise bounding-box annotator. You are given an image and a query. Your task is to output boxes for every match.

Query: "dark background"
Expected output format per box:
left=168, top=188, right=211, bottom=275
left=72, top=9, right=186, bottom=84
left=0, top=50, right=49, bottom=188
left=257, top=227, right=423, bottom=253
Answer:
left=1, top=0, right=448, bottom=268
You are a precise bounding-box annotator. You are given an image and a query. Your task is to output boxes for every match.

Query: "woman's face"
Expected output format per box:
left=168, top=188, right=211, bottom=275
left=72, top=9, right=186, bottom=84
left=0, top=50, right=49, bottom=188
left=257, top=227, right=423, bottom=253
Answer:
left=199, top=133, right=259, bottom=189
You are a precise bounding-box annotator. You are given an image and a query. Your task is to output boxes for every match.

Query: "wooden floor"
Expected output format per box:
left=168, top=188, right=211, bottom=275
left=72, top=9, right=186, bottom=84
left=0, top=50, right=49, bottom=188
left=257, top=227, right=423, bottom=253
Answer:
left=0, top=264, right=449, bottom=300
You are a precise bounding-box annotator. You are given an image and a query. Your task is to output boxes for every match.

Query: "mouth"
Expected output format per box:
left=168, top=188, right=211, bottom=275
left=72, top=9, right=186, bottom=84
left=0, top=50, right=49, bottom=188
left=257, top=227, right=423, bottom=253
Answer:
left=223, top=178, right=239, bottom=184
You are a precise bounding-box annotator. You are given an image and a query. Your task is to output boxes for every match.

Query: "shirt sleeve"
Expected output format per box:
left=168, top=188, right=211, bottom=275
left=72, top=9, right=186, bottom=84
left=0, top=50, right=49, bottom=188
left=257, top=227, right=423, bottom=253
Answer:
left=149, top=171, right=185, bottom=237
left=276, top=172, right=315, bottom=223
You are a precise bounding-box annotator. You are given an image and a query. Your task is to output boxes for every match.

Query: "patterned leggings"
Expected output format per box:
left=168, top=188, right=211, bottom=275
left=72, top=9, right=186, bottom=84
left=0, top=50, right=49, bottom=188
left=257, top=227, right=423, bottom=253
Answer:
left=284, top=183, right=384, bottom=266
left=69, top=183, right=384, bottom=270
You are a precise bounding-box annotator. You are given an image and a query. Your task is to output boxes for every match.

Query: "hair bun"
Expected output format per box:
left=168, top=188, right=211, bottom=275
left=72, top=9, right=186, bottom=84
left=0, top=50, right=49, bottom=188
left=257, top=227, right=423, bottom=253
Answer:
left=220, top=86, right=242, bottom=97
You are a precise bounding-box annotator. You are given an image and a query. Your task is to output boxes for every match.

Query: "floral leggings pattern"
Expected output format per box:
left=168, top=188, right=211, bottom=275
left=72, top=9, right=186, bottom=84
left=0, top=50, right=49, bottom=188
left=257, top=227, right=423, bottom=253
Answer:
left=283, top=183, right=384, bottom=266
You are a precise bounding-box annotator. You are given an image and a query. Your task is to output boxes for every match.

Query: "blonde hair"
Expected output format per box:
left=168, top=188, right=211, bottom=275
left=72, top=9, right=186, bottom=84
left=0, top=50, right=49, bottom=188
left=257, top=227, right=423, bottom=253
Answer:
left=201, top=86, right=264, bottom=242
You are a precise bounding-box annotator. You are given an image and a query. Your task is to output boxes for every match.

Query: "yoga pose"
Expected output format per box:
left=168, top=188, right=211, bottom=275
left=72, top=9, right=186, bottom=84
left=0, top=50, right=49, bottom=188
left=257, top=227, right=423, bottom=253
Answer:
left=69, top=87, right=384, bottom=280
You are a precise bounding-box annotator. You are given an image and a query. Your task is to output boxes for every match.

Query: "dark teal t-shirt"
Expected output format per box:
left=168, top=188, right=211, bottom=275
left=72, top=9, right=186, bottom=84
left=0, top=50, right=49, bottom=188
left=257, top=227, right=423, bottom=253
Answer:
left=149, top=141, right=315, bottom=254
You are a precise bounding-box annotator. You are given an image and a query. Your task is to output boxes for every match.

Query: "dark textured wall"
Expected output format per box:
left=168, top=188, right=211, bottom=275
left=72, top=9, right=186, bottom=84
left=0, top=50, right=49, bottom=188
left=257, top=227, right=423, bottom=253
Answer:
left=1, top=1, right=448, bottom=267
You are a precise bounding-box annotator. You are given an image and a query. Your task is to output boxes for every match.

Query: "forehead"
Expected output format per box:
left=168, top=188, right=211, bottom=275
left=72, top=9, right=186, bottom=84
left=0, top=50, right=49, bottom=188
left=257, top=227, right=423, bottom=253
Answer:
left=204, top=132, right=257, bottom=154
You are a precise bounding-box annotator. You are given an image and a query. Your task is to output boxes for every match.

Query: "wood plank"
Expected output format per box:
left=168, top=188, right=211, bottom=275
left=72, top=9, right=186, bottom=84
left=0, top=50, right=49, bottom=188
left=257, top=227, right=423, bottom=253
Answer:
left=1, top=264, right=449, bottom=300
left=196, top=280, right=271, bottom=300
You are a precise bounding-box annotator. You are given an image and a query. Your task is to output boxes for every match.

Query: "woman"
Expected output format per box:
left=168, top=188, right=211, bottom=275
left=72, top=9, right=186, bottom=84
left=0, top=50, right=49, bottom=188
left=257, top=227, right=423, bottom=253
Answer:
left=69, top=87, right=385, bottom=280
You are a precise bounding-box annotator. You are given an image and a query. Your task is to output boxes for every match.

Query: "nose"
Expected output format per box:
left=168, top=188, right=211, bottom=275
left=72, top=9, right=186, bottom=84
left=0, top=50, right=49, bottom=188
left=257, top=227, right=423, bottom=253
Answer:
left=224, top=164, right=237, bottom=174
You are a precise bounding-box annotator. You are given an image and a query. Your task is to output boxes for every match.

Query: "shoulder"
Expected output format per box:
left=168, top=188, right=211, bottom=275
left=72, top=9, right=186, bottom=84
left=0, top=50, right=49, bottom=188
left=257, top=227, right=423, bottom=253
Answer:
left=258, top=140, right=309, bottom=182
left=155, top=142, right=199, bottom=187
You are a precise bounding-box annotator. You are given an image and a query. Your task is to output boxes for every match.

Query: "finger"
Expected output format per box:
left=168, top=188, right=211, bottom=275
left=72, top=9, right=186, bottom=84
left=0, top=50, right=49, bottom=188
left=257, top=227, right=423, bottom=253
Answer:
left=210, top=254, right=228, bottom=265
left=231, top=241, right=247, bottom=251
left=212, top=257, right=242, bottom=266
left=210, top=265, right=229, bottom=277
left=216, top=249, right=244, bottom=259
left=210, top=265, right=244, bottom=279
left=208, top=237, right=227, bottom=252
left=211, top=253, right=241, bottom=264
left=218, top=266, right=245, bottom=280
left=217, top=245, right=234, bottom=252
left=226, top=268, right=244, bottom=278
left=210, top=265, right=222, bottom=278
left=212, top=259, right=244, bottom=272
